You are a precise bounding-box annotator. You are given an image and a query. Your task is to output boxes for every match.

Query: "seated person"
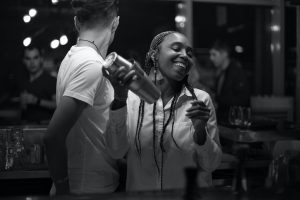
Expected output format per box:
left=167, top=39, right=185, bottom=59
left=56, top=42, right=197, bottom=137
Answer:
left=105, top=31, right=222, bottom=191
left=209, top=39, right=251, bottom=123
left=17, top=45, right=56, bottom=124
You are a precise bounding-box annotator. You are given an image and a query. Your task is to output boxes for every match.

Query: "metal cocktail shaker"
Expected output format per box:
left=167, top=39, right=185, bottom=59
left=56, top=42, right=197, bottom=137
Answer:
left=103, top=52, right=161, bottom=104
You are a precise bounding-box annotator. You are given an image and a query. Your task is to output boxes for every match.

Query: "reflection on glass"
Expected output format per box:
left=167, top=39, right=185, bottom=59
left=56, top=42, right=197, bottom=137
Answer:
left=242, top=107, right=252, bottom=129
left=228, top=106, right=243, bottom=126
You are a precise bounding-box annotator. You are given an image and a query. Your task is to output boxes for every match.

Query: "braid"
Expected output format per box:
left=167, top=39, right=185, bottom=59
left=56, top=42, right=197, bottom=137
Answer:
left=159, top=93, right=179, bottom=152
left=144, top=31, right=176, bottom=74
left=134, top=100, right=144, bottom=159
left=169, top=77, right=198, bottom=151
left=184, top=75, right=197, bottom=100
left=170, top=112, right=180, bottom=149
left=152, top=102, right=160, bottom=174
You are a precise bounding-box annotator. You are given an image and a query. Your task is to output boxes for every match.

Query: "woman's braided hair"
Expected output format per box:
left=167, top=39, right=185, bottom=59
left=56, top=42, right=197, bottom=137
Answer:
left=144, top=31, right=175, bottom=75
left=135, top=31, right=198, bottom=181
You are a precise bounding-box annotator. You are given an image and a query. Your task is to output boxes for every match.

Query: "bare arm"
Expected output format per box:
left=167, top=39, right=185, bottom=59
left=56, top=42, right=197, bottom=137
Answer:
left=105, top=101, right=129, bottom=159
left=44, top=96, right=86, bottom=195
left=187, top=94, right=222, bottom=172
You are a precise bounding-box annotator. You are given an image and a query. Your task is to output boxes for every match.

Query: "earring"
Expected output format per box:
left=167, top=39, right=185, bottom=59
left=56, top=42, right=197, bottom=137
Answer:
left=153, top=63, right=164, bottom=82
left=151, top=56, right=155, bottom=63
left=149, top=64, right=158, bottom=83
left=154, top=65, right=158, bottom=83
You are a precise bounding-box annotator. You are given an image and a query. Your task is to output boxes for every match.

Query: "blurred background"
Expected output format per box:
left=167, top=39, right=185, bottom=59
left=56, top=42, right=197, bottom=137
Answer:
left=0, top=0, right=299, bottom=126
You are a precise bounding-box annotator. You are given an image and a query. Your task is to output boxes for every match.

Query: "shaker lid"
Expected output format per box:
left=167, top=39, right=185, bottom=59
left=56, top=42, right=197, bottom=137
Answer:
left=104, top=52, right=117, bottom=68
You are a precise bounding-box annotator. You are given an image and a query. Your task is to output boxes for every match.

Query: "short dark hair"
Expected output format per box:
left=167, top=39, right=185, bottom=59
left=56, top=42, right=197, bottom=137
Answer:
left=23, top=44, right=43, bottom=57
left=211, top=39, right=232, bottom=57
left=71, top=0, right=119, bottom=27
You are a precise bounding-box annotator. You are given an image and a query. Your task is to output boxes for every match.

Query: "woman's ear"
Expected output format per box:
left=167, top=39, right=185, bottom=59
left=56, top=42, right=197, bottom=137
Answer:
left=150, top=50, right=157, bottom=62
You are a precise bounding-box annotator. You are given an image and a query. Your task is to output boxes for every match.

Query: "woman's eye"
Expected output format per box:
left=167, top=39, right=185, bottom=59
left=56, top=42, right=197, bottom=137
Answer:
left=187, top=50, right=193, bottom=57
left=172, top=45, right=180, bottom=51
left=186, top=47, right=194, bottom=57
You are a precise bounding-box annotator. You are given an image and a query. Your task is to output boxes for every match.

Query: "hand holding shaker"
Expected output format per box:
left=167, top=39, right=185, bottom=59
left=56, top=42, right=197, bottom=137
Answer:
left=103, top=52, right=161, bottom=104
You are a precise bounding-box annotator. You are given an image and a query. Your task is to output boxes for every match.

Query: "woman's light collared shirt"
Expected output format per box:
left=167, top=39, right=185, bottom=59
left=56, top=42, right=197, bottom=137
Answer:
left=106, top=87, right=222, bottom=191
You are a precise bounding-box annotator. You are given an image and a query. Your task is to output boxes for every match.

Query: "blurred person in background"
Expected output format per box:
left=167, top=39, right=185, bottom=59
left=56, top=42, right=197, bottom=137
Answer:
left=188, top=56, right=217, bottom=104
left=104, top=31, right=222, bottom=191
left=209, top=39, right=250, bottom=123
left=43, top=55, right=60, bottom=78
left=17, top=44, right=56, bottom=124
left=44, top=0, right=120, bottom=196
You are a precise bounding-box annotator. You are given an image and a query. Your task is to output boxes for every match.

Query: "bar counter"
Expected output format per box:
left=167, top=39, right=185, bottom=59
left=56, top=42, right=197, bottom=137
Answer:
left=1, top=125, right=299, bottom=198
left=219, top=125, right=300, bottom=143
left=3, top=187, right=299, bottom=200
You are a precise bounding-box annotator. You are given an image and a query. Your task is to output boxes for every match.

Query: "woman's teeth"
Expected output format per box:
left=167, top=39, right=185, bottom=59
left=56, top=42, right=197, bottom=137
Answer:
left=175, top=63, right=186, bottom=70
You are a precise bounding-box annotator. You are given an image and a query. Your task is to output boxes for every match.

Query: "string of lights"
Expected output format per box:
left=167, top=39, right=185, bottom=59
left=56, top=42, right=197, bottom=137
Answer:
left=22, top=0, right=71, bottom=49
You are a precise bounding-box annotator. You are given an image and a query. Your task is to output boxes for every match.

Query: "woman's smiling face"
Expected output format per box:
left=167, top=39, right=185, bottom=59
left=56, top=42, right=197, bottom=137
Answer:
left=156, top=32, right=194, bottom=82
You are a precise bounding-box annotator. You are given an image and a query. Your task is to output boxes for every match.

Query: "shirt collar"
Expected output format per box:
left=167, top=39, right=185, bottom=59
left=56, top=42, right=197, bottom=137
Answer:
left=162, top=86, right=195, bottom=110
left=178, top=86, right=194, bottom=99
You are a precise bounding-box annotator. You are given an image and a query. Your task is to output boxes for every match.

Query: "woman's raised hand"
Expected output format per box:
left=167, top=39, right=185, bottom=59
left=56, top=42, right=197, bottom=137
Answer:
left=186, top=100, right=210, bottom=122
left=186, top=100, right=210, bottom=145
left=102, top=66, right=137, bottom=101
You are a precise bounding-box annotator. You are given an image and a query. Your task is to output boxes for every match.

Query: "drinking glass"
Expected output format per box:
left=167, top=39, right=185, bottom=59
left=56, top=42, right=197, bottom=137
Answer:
left=235, top=106, right=244, bottom=126
left=242, top=107, right=252, bottom=129
left=228, top=106, right=244, bottom=126
left=228, top=106, right=237, bottom=125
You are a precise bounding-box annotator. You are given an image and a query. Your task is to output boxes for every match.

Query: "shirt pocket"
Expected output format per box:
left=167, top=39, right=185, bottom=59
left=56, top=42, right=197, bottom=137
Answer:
left=172, top=121, right=194, bottom=150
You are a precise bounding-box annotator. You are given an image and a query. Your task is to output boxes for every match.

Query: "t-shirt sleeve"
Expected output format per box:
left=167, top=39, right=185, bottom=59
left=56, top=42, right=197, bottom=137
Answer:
left=64, top=61, right=103, bottom=106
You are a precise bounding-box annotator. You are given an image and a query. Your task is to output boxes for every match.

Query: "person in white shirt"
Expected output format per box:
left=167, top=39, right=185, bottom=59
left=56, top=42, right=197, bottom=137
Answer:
left=105, top=31, right=222, bottom=191
left=44, top=0, right=120, bottom=195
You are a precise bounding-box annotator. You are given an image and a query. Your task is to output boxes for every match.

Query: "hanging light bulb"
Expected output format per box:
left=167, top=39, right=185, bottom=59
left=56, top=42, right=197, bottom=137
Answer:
left=52, top=0, right=59, bottom=5
left=23, top=37, right=32, bottom=47
left=50, top=39, right=60, bottom=49
left=60, top=35, right=68, bottom=45
left=29, top=8, right=37, bottom=17
left=23, top=15, right=31, bottom=23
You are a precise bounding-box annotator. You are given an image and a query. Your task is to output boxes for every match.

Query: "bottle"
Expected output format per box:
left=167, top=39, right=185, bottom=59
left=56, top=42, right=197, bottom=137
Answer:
left=104, top=52, right=161, bottom=104
left=183, top=167, right=200, bottom=200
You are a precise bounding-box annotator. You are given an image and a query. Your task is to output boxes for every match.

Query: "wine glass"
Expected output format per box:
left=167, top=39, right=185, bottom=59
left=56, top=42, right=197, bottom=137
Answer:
left=228, top=106, right=244, bottom=127
left=234, top=106, right=244, bottom=126
left=228, top=106, right=237, bottom=125
left=242, top=107, right=252, bottom=129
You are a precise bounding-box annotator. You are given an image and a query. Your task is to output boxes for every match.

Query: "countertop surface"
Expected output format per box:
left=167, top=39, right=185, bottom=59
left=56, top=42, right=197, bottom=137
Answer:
left=2, top=187, right=299, bottom=200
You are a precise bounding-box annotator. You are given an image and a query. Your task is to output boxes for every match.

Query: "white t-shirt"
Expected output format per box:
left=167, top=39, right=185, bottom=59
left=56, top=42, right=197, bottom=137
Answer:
left=56, top=46, right=118, bottom=194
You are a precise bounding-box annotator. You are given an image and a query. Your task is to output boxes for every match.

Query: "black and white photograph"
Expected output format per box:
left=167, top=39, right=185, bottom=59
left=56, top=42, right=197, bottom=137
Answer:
left=0, top=0, right=299, bottom=199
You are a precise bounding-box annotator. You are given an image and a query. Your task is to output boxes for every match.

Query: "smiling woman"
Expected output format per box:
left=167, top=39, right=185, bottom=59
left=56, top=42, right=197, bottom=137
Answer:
left=104, top=31, right=222, bottom=191
left=155, top=32, right=194, bottom=82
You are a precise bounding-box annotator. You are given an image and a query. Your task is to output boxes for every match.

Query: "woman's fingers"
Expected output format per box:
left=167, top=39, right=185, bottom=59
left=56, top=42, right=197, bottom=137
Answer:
left=111, top=66, right=127, bottom=79
left=191, top=100, right=206, bottom=106
left=112, top=67, right=137, bottom=86
left=186, top=100, right=210, bottom=120
left=186, top=101, right=210, bottom=113
left=122, top=70, right=137, bottom=85
left=186, top=111, right=209, bottom=121
left=186, top=105, right=210, bottom=113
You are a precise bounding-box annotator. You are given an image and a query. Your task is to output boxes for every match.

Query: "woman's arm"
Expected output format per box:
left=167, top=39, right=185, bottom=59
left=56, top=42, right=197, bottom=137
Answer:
left=187, top=93, right=222, bottom=172
left=105, top=99, right=130, bottom=159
